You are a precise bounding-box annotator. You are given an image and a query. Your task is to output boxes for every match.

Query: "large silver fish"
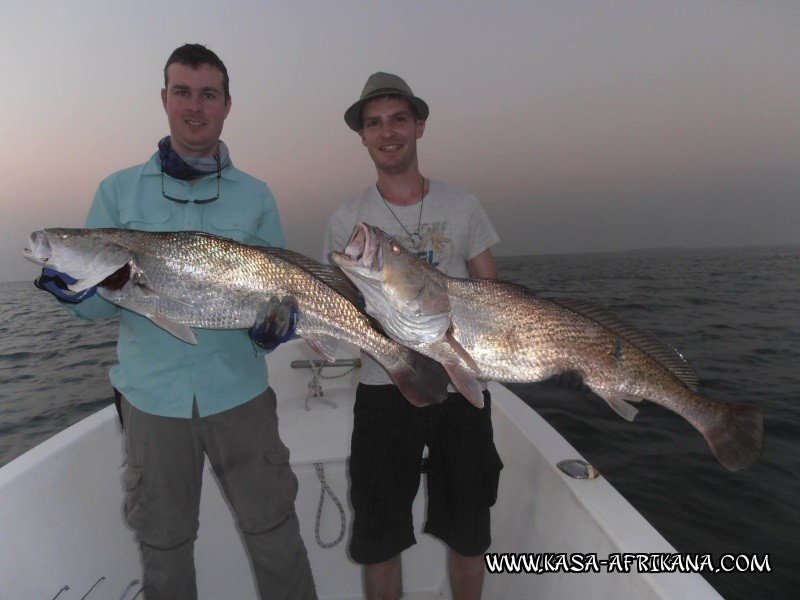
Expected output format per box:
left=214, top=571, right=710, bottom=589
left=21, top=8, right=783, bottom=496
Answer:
left=23, top=227, right=450, bottom=407
left=330, top=223, right=763, bottom=471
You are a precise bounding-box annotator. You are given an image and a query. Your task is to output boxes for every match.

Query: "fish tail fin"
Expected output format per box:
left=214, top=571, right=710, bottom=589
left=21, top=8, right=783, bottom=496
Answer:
left=383, top=349, right=451, bottom=407
left=699, top=401, right=763, bottom=471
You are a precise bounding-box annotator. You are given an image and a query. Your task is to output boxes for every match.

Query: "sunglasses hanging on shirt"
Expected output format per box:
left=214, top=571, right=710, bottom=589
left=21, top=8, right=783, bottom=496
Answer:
left=161, top=154, right=221, bottom=205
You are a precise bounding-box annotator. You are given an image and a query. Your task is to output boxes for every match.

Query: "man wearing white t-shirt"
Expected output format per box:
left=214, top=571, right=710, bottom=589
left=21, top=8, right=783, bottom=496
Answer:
left=323, top=72, right=503, bottom=600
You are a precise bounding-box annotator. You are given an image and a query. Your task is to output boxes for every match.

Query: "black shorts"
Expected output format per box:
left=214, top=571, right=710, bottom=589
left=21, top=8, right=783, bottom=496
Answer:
left=348, top=383, right=503, bottom=564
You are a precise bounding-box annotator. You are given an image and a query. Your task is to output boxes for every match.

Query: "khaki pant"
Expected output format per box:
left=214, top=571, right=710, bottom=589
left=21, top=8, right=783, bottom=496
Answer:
left=121, top=388, right=317, bottom=600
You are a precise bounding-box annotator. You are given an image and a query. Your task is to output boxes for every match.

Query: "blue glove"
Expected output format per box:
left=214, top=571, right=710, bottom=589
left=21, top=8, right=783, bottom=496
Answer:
left=249, top=296, right=298, bottom=350
left=34, top=268, right=96, bottom=304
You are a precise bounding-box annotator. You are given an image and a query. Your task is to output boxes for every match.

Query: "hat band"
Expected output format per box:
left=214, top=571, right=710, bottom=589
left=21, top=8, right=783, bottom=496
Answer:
left=364, top=87, right=408, bottom=100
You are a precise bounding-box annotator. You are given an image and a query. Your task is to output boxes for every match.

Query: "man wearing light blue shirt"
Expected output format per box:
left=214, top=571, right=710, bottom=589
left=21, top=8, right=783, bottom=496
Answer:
left=69, top=146, right=283, bottom=417
left=33, top=44, right=316, bottom=600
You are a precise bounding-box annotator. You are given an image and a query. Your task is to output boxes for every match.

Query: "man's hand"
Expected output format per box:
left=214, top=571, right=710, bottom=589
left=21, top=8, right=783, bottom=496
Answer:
left=34, top=268, right=97, bottom=304
left=249, top=296, right=298, bottom=350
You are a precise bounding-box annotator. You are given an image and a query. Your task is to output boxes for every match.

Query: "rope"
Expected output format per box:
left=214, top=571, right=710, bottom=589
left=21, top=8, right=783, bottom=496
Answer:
left=304, top=362, right=359, bottom=410
left=305, top=360, right=358, bottom=546
left=313, top=462, right=346, bottom=548
left=314, top=362, right=359, bottom=381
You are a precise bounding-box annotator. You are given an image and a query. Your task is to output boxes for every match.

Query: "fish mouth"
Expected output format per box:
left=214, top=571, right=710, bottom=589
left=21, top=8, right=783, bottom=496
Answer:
left=331, top=223, right=382, bottom=276
left=22, top=230, right=52, bottom=265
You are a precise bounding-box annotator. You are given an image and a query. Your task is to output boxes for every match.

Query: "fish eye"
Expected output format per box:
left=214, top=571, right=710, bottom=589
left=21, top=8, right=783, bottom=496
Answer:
left=58, top=233, right=69, bottom=240
left=391, top=244, right=401, bottom=254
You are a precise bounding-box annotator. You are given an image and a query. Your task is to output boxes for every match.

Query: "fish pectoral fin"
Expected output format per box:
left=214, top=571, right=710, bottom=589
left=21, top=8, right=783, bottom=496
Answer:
left=443, top=361, right=484, bottom=408
left=68, top=264, right=129, bottom=292
left=148, top=316, right=198, bottom=345
left=444, top=332, right=480, bottom=373
left=68, top=271, right=118, bottom=291
left=383, top=350, right=450, bottom=407
left=303, top=335, right=340, bottom=361
left=596, top=392, right=640, bottom=422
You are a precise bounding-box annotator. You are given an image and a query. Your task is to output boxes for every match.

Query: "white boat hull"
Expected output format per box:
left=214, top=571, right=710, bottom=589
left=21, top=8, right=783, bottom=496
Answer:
left=0, top=339, right=721, bottom=599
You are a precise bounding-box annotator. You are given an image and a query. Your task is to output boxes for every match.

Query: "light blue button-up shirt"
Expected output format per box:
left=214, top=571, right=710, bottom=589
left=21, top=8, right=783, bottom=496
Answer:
left=64, top=152, right=284, bottom=418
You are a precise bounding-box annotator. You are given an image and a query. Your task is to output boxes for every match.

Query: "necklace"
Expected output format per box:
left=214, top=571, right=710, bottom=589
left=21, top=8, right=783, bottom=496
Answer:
left=376, top=175, right=427, bottom=248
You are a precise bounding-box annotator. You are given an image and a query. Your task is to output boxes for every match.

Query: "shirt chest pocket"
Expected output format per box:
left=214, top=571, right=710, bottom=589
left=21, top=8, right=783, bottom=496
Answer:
left=206, top=208, right=260, bottom=242
left=119, top=204, right=171, bottom=231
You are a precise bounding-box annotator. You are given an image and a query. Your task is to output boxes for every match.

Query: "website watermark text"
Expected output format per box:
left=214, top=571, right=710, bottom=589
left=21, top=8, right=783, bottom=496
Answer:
left=484, top=552, right=772, bottom=574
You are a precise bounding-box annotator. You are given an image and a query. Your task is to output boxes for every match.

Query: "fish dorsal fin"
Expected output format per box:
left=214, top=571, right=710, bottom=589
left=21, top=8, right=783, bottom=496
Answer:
left=550, top=298, right=700, bottom=391
left=264, top=248, right=365, bottom=310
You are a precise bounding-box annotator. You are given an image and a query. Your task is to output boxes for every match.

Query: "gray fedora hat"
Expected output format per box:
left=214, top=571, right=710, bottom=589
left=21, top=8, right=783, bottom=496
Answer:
left=344, top=72, right=429, bottom=131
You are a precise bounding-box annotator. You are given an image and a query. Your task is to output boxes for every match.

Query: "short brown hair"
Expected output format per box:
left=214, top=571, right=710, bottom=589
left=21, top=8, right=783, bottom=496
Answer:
left=164, top=44, right=230, bottom=100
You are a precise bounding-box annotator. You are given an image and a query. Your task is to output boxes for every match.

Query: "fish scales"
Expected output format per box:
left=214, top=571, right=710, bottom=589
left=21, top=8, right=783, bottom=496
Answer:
left=76, top=230, right=377, bottom=348
left=451, top=278, right=739, bottom=424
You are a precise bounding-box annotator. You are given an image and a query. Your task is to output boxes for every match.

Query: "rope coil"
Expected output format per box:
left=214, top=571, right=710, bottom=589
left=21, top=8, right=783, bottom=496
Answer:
left=304, top=359, right=358, bottom=548
left=304, top=362, right=359, bottom=410
left=313, top=462, right=347, bottom=548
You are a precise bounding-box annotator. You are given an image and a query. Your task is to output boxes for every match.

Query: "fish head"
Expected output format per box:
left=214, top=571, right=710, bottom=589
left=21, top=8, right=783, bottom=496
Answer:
left=330, top=222, right=451, bottom=345
left=23, top=228, right=133, bottom=292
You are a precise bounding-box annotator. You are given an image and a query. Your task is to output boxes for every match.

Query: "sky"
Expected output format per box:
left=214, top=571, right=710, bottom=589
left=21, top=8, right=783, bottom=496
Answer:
left=2, top=0, right=798, bottom=283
